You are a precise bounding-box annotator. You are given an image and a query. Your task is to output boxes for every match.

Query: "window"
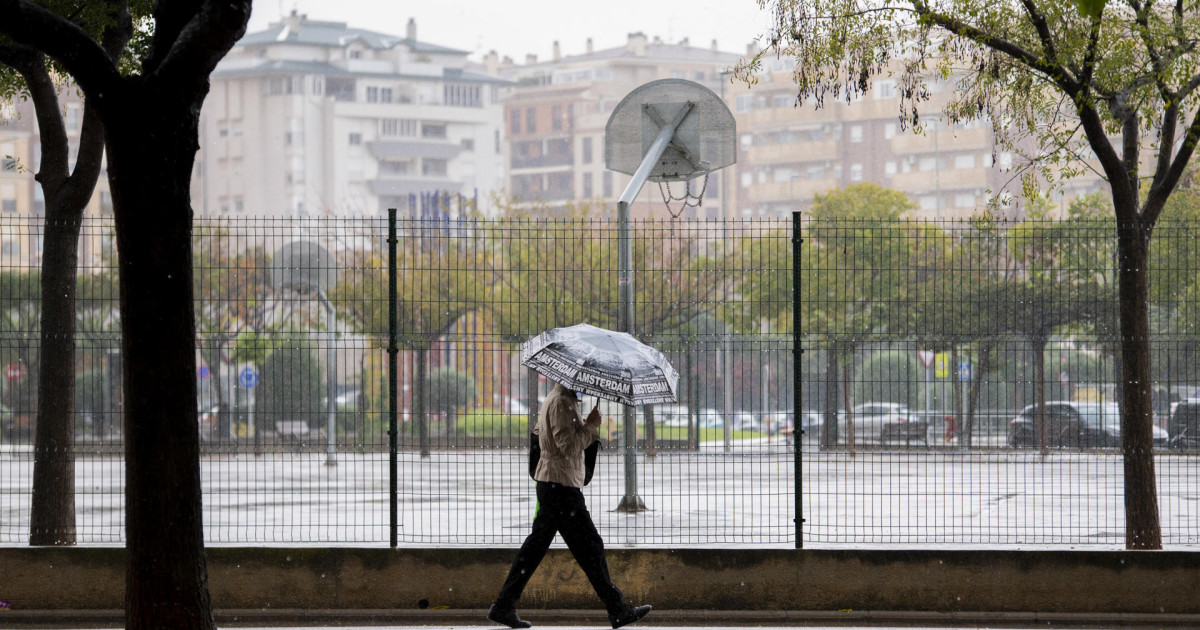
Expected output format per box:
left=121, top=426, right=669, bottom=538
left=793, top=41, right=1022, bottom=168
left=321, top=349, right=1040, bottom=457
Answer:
left=1, top=199, right=15, bottom=213
left=954, top=154, right=975, bottom=169
left=583, top=172, right=593, bottom=198
left=444, top=84, right=481, bottom=107
left=919, top=157, right=938, bottom=172
left=773, top=94, right=791, bottom=108
left=884, top=123, right=897, bottom=139
left=379, top=161, right=411, bottom=174
left=875, top=80, right=895, bottom=100
left=884, top=161, right=897, bottom=176
left=326, top=78, right=356, bottom=102
left=349, top=132, right=362, bottom=146
left=999, top=152, right=1013, bottom=169
left=849, top=163, right=863, bottom=181
left=920, top=196, right=938, bottom=211
left=367, top=86, right=393, bottom=103
left=526, top=108, right=537, bottom=133
left=983, top=153, right=994, bottom=168
left=510, top=109, right=520, bottom=134
left=736, top=94, right=753, bottom=112
left=955, top=193, right=975, bottom=208
left=582, top=137, right=593, bottom=164
left=100, top=191, right=113, bottom=215
left=422, top=123, right=446, bottom=138
left=1, top=239, right=18, bottom=255
left=422, top=158, right=447, bottom=176
left=461, top=138, right=475, bottom=151
left=850, top=125, right=863, bottom=143
left=381, top=119, right=417, bottom=137
left=66, top=104, right=81, bottom=133
left=602, top=171, right=612, bottom=197
left=235, top=198, right=245, bottom=213
left=552, top=105, right=563, bottom=131
left=495, top=130, right=501, bottom=154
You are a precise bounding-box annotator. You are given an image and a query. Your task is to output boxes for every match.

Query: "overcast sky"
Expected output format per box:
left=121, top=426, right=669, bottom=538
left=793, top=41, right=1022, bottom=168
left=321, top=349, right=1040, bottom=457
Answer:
left=247, top=0, right=773, bottom=63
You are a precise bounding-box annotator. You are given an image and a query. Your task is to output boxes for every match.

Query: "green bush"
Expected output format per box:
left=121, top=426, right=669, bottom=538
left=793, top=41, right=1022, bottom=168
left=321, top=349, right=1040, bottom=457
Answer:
left=258, top=341, right=324, bottom=431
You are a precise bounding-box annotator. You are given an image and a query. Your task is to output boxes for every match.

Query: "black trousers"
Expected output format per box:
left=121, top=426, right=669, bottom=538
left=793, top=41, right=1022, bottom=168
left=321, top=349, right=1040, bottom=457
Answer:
left=495, top=481, right=624, bottom=612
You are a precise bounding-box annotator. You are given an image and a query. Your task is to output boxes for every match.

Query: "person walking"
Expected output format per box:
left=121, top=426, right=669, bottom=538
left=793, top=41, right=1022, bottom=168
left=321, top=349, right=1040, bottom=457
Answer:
left=488, top=383, right=652, bottom=629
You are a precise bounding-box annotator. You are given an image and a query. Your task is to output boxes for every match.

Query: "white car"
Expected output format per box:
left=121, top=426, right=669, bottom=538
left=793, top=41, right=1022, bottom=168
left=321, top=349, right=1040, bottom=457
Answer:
left=839, top=402, right=927, bottom=444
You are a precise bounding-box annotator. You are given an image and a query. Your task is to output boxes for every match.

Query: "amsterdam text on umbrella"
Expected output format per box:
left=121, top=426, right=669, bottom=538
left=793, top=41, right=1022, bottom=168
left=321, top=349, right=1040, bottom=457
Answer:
left=520, top=323, right=679, bottom=407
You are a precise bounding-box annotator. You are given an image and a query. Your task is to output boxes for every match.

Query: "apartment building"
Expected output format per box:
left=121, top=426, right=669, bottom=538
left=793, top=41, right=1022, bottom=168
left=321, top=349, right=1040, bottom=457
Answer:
left=0, top=90, right=113, bottom=270
left=493, top=33, right=742, bottom=219
left=726, top=55, right=1108, bottom=220
left=196, top=12, right=509, bottom=218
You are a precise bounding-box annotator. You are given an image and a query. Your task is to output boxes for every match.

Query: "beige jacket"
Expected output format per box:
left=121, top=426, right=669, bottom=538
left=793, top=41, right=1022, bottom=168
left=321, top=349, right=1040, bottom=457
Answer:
left=533, top=384, right=600, bottom=488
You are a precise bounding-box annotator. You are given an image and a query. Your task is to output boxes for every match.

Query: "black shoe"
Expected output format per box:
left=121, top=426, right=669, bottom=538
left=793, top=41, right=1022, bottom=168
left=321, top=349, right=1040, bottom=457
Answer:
left=488, top=603, right=532, bottom=629
left=609, top=604, right=652, bottom=629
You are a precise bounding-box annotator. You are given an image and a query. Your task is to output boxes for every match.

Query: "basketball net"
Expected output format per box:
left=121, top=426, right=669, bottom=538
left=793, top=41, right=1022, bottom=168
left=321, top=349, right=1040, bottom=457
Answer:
left=657, top=173, right=709, bottom=219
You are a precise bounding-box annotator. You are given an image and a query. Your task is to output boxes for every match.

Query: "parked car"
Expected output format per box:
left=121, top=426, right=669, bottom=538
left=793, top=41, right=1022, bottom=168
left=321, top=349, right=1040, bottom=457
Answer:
left=1007, top=401, right=1169, bottom=449
left=655, top=404, right=691, bottom=427
left=731, top=412, right=759, bottom=432
left=1167, top=400, right=1200, bottom=448
left=695, top=408, right=723, bottom=428
left=839, top=402, right=926, bottom=444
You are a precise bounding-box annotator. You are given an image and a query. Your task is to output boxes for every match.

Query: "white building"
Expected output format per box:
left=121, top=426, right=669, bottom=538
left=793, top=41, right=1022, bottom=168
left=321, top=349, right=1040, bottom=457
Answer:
left=196, top=12, right=509, bottom=218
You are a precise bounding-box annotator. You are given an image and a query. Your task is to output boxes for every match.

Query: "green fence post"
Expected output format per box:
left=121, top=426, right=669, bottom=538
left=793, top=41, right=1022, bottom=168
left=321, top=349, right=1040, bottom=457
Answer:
left=388, top=208, right=399, bottom=548
left=793, top=210, right=804, bottom=549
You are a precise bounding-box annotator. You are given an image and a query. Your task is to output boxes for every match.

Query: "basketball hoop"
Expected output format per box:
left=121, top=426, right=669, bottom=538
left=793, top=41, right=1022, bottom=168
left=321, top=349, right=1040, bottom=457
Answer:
left=658, top=174, right=709, bottom=219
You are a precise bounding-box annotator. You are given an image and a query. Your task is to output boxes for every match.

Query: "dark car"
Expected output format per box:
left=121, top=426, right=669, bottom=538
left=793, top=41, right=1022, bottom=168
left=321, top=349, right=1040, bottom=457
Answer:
left=1008, top=401, right=1168, bottom=449
left=1168, top=400, right=1200, bottom=448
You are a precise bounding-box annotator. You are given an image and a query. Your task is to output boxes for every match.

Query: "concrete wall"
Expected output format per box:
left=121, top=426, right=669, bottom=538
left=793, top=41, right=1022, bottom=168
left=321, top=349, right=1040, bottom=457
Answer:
left=4, top=547, right=1199, bottom=621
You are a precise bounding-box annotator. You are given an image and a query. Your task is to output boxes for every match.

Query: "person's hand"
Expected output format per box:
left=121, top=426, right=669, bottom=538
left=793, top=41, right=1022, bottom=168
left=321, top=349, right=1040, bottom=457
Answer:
left=585, top=403, right=601, bottom=427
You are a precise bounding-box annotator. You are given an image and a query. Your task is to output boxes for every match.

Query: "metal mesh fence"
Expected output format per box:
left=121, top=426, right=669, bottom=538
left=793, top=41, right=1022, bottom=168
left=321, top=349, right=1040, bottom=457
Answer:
left=1, top=213, right=1198, bottom=547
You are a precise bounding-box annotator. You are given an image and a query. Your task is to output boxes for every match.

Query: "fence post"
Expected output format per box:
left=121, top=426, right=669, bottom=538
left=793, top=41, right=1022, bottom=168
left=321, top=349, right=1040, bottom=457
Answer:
left=792, top=210, right=804, bottom=549
left=388, top=208, right=399, bottom=548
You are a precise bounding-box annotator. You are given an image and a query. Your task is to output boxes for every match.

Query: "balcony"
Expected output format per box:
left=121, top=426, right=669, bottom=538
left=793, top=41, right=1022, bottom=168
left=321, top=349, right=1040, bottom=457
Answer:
left=367, top=141, right=462, bottom=161
left=747, top=140, right=840, bottom=164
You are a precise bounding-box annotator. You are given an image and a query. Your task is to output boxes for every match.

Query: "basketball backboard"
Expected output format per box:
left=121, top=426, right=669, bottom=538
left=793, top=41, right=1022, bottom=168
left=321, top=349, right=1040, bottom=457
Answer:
left=272, top=241, right=337, bottom=294
left=605, top=78, right=735, bottom=183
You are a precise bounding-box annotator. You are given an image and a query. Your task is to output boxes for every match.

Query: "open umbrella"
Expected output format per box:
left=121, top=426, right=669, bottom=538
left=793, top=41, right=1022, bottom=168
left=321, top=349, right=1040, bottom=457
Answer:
left=520, top=323, right=679, bottom=407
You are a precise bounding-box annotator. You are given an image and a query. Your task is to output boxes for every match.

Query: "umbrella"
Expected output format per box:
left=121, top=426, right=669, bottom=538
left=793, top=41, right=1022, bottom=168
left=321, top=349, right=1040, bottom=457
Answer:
left=520, top=323, right=679, bottom=407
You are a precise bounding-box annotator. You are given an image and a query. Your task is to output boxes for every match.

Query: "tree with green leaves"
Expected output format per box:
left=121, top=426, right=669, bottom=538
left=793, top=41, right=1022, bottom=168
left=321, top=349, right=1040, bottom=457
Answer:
left=0, top=0, right=252, bottom=624
left=428, top=367, right=477, bottom=439
left=741, top=0, right=1200, bottom=549
left=193, top=223, right=276, bottom=442
left=487, top=201, right=724, bottom=453
left=802, top=184, right=918, bottom=451
left=334, top=217, right=487, bottom=457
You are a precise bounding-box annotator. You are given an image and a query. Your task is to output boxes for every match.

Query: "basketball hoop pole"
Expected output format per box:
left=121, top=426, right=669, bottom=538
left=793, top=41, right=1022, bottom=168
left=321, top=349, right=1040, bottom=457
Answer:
left=613, top=103, right=694, bottom=513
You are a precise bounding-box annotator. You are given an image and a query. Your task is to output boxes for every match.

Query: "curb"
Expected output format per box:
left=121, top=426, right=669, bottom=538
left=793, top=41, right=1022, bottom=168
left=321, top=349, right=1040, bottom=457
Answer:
left=2, top=609, right=1200, bottom=628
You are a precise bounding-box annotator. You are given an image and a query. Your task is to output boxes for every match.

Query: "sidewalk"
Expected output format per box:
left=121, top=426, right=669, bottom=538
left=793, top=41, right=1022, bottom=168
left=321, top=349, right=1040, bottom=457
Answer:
left=13, top=608, right=1200, bottom=629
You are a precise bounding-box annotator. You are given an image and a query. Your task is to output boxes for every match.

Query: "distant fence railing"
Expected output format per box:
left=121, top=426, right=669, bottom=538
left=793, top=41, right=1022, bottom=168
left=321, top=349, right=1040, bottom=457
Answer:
left=0, top=213, right=1198, bottom=548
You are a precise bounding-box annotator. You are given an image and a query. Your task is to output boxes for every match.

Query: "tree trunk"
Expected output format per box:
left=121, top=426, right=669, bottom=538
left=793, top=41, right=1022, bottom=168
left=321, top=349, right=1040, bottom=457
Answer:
left=103, top=93, right=214, bottom=630
left=1034, top=336, right=1048, bottom=457
left=842, top=357, right=854, bottom=457
left=29, top=214, right=83, bottom=545
left=1114, top=221, right=1162, bottom=549
left=821, top=347, right=838, bottom=449
left=416, top=348, right=429, bottom=457
left=964, top=343, right=993, bottom=450
left=643, top=406, right=657, bottom=457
